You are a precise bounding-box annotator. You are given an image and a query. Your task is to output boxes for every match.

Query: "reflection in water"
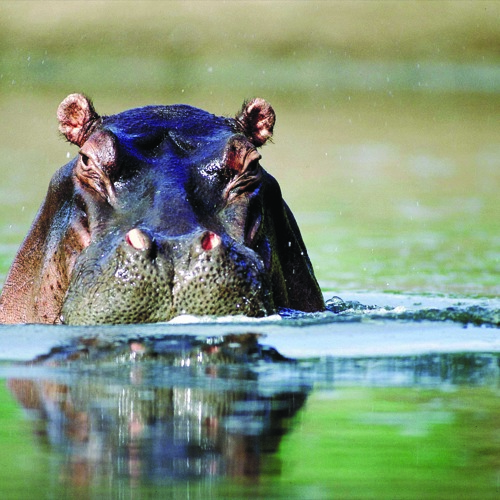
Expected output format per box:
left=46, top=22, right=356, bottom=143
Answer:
left=319, top=353, right=500, bottom=387
left=4, top=332, right=500, bottom=497
left=7, top=334, right=309, bottom=489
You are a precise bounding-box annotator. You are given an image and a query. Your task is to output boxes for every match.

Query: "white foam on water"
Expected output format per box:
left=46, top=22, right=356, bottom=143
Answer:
left=167, top=313, right=282, bottom=324
left=0, top=293, right=499, bottom=362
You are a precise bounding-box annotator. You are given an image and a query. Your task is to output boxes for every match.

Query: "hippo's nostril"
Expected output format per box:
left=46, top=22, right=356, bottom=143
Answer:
left=201, top=231, right=221, bottom=251
left=126, top=228, right=152, bottom=251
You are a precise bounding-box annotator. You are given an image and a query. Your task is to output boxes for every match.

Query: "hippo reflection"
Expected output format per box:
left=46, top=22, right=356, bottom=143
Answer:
left=8, top=335, right=309, bottom=486
left=0, top=95, right=323, bottom=324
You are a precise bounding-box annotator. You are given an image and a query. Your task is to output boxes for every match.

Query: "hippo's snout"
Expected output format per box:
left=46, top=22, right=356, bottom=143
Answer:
left=60, top=228, right=273, bottom=325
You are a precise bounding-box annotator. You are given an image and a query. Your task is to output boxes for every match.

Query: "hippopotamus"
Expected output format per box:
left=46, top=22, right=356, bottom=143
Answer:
left=0, top=94, right=324, bottom=324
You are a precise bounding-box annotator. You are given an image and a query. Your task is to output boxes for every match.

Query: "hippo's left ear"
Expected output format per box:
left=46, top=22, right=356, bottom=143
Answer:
left=236, top=98, right=275, bottom=147
left=57, top=93, right=100, bottom=147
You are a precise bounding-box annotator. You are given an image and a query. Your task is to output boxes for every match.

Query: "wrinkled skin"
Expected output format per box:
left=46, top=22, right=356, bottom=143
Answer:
left=0, top=94, right=324, bottom=324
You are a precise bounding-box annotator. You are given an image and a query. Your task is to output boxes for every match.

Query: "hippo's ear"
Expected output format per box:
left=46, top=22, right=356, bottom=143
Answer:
left=235, top=98, right=275, bottom=147
left=57, top=93, right=100, bottom=147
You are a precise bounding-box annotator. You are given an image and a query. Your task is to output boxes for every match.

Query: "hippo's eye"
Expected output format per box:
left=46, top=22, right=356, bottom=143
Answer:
left=76, top=149, right=117, bottom=206
left=79, top=152, right=90, bottom=167
left=240, top=149, right=262, bottom=178
left=245, top=157, right=260, bottom=175
left=223, top=150, right=263, bottom=202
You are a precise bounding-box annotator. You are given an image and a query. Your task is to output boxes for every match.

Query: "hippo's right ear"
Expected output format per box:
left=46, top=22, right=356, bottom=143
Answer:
left=235, top=98, right=275, bottom=147
left=57, top=93, right=100, bottom=147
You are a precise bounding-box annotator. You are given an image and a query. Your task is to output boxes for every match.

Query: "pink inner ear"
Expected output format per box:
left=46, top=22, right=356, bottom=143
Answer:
left=59, top=121, right=84, bottom=146
left=254, top=115, right=273, bottom=143
left=57, top=93, right=99, bottom=146
left=237, top=98, right=275, bottom=147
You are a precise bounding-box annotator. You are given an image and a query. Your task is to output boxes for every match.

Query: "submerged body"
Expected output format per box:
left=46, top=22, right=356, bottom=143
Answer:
left=0, top=94, right=323, bottom=324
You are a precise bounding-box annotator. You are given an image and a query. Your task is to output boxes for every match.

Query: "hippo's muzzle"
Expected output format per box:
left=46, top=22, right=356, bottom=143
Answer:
left=60, top=228, right=273, bottom=325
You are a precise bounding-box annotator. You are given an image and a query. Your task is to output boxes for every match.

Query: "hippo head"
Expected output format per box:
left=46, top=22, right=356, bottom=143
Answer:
left=0, top=95, right=324, bottom=324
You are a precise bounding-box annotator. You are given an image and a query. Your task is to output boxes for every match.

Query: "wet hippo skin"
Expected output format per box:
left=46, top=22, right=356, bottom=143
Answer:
left=0, top=94, right=324, bottom=324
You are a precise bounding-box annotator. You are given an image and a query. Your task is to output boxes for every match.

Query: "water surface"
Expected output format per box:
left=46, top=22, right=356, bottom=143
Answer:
left=1, top=293, right=500, bottom=498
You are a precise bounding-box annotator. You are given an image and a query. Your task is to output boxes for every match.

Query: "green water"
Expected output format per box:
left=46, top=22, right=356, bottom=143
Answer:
left=277, top=384, right=500, bottom=499
left=1, top=352, right=499, bottom=499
